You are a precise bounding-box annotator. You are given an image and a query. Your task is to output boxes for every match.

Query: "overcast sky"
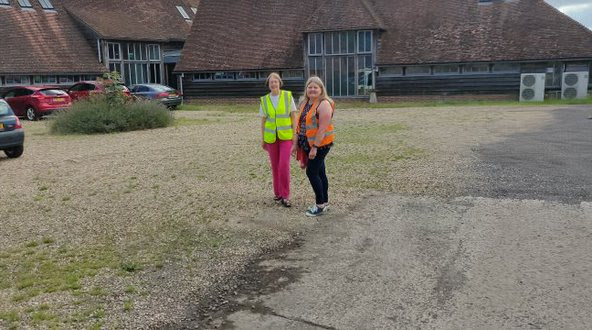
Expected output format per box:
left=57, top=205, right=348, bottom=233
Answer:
left=545, top=0, right=592, bottom=30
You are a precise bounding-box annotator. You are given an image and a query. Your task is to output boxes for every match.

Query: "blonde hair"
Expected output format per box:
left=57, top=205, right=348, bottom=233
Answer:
left=265, top=72, right=283, bottom=88
left=304, top=76, right=333, bottom=105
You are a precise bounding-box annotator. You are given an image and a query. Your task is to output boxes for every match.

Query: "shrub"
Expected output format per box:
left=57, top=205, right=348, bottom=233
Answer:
left=50, top=96, right=173, bottom=135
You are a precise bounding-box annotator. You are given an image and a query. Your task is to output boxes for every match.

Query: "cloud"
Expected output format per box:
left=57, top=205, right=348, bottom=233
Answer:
left=558, top=3, right=592, bottom=14
left=545, top=0, right=592, bottom=30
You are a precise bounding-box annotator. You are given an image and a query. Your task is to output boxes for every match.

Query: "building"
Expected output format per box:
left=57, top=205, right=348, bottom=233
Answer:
left=63, top=0, right=199, bottom=88
left=175, top=0, right=592, bottom=100
left=0, top=0, right=199, bottom=91
left=0, top=0, right=105, bottom=90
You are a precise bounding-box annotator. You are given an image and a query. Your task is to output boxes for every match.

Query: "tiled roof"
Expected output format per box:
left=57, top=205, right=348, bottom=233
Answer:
left=0, top=0, right=105, bottom=75
left=175, top=0, right=319, bottom=72
left=63, top=0, right=197, bottom=42
left=304, top=0, right=385, bottom=32
left=177, top=0, right=592, bottom=72
left=372, top=0, right=592, bottom=65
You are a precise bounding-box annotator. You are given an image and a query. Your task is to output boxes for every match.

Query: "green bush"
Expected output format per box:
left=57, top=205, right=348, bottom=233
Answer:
left=50, top=96, right=173, bottom=135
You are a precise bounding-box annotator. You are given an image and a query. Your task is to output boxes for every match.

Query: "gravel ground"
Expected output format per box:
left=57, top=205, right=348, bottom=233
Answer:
left=0, top=104, right=561, bottom=328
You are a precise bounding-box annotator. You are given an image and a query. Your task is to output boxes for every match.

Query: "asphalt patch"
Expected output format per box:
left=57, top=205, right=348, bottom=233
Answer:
left=468, top=107, right=592, bottom=204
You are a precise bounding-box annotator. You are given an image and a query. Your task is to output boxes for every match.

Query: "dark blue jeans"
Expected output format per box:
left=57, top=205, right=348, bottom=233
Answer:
left=306, top=147, right=331, bottom=205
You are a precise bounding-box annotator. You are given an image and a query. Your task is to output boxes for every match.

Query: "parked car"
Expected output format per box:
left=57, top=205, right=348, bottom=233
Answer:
left=68, top=81, right=131, bottom=101
left=130, top=84, right=182, bottom=109
left=1, top=86, right=71, bottom=121
left=0, top=99, right=24, bottom=158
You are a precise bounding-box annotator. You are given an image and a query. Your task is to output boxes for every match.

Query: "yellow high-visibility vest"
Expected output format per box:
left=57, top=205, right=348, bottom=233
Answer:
left=261, top=90, right=293, bottom=143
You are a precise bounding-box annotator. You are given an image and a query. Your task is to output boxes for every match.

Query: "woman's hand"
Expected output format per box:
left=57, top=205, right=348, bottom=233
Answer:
left=291, top=144, right=297, bottom=157
left=308, top=147, right=317, bottom=160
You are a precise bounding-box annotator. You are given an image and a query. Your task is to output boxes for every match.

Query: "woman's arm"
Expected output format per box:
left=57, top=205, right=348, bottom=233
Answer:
left=309, top=100, right=332, bottom=159
left=261, top=116, right=267, bottom=150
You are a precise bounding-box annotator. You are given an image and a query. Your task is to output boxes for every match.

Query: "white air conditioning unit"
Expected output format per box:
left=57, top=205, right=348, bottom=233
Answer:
left=520, top=73, right=545, bottom=102
left=562, top=71, right=589, bottom=99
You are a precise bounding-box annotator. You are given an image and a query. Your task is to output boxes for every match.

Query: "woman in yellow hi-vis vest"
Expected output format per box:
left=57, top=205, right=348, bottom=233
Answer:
left=260, top=73, right=298, bottom=207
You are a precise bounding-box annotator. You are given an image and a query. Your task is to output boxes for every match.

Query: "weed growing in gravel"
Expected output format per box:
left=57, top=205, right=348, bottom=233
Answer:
left=123, top=299, right=134, bottom=312
left=0, top=310, right=20, bottom=322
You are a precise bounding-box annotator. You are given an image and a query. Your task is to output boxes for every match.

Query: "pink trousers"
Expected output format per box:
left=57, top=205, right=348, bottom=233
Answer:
left=266, top=140, right=293, bottom=199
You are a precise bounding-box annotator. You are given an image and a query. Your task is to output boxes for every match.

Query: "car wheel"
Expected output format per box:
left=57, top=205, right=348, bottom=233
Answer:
left=4, top=145, right=24, bottom=158
left=26, top=107, right=38, bottom=121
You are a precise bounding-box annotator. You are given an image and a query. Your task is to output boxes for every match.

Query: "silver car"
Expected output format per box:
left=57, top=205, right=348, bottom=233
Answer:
left=0, top=99, right=25, bottom=158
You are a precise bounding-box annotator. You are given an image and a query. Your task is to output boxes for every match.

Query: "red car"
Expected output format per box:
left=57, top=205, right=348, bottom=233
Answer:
left=68, top=81, right=131, bottom=101
left=1, top=86, right=72, bottom=121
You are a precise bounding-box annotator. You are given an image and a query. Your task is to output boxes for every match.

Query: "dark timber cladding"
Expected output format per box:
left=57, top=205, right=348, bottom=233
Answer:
left=176, top=0, right=592, bottom=99
left=182, top=79, right=306, bottom=99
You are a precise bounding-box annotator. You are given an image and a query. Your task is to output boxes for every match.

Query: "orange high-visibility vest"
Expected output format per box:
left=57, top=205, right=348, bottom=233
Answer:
left=297, top=98, right=335, bottom=148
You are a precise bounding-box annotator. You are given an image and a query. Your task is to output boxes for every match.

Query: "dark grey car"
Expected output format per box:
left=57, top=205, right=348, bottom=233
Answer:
left=130, top=84, right=183, bottom=109
left=0, top=99, right=25, bottom=158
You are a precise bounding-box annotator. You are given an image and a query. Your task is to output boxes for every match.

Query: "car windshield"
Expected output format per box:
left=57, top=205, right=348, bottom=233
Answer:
left=150, top=85, right=174, bottom=92
left=0, top=101, right=12, bottom=116
left=40, top=89, right=68, bottom=96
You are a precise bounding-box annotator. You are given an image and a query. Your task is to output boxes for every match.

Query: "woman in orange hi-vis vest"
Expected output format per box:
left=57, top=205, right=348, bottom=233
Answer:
left=294, top=76, right=335, bottom=217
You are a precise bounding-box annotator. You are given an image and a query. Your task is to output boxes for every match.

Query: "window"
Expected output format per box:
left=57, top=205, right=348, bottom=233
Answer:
left=109, top=63, right=122, bottom=74
left=176, top=6, right=190, bottom=20
left=9, top=88, right=34, bottom=97
left=565, top=62, right=590, bottom=72
left=258, top=71, right=274, bottom=80
left=191, top=7, right=197, bottom=14
left=357, top=31, right=372, bottom=54
left=38, top=0, right=53, bottom=9
left=325, top=31, right=356, bottom=55
left=546, top=62, right=561, bottom=87
left=107, top=43, right=121, bottom=60
left=148, top=44, right=160, bottom=61
left=214, top=72, right=236, bottom=80
left=237, top=72, right=258, bottom=80
left=192, top=73, right=213, bottom=81
left=33, top=75, right=57, bottom=84
left=433, top=64, right=460, bottom=75
left=149, top=63, right=161, bottom=83
left=127, top=43, right=146, bottom=61
left=492, top=63, right=520, bottom=73
left=281, top=70, right=304, bottom=80
left=125, top=63, right=149, bottom=85
left=463, top=63, right=489, bottom=74
left=0, top=0, right=10, bottom=6
left=0, top=101, right=10, bottom=115
left=406, top=66, right=431, bottom=76
left=308, top=33, right=323, bottom=55
left=5, top=75, right=30, bottom=85
left=58, top=76, right=78, bottom=84
left=69, top=83, right=93, bottom=92
left=379, top=67, right=403, bottom=77
left=17, top=0, right=32, bottom=8
left=308, top=57, right=324, bottom=80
